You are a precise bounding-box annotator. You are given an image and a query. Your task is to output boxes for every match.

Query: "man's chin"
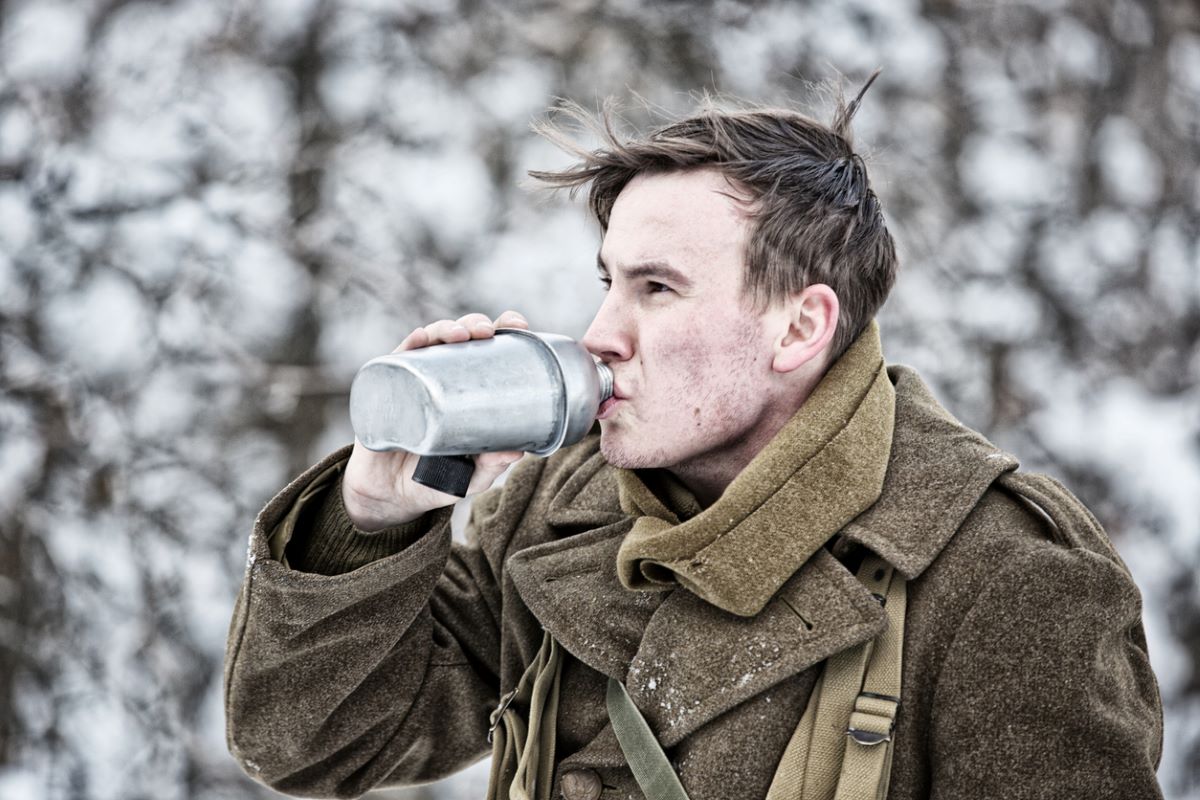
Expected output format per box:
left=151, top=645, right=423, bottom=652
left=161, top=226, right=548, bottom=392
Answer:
left=599, top=432, right=666, bottom=470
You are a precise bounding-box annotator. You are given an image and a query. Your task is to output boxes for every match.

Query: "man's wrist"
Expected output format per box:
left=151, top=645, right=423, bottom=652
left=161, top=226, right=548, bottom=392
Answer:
left=341, top=481, right=426, bottom=531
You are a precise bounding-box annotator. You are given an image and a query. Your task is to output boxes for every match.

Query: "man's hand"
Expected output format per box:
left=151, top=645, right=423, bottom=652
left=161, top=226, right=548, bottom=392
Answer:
left=342, top=310, right=530, bottom=531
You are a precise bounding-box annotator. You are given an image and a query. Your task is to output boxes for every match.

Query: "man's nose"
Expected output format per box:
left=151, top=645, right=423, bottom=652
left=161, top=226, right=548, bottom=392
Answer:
left=582, top=294, right=632, bottom=363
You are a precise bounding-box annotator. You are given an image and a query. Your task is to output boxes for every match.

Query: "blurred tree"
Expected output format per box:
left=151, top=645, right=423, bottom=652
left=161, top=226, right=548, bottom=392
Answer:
left=0, top=0, right=1195, bottom=797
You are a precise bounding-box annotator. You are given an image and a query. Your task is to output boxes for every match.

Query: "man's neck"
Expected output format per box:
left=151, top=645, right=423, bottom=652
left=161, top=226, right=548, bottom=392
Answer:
left=667, top=390, right=811, bottom=507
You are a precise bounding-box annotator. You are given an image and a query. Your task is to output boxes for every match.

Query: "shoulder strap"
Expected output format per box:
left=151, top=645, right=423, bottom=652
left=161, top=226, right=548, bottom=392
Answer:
left=767, top=554, right=907, bottom=800
left=603, top=553, right=906, bottom=800
left=607, top=678, right=692, bottom=800
left=997, top=471, right=1125, bottom=566
left=487, top=630, right=564, bottom=800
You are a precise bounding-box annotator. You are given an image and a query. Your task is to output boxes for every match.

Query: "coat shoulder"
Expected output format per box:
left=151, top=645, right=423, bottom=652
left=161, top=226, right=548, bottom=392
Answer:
left=913, top=473, right=1164, bottom=795
left=934, top=467, right=1135, bottom=582
left=904, top=465, right=1151, bottom=687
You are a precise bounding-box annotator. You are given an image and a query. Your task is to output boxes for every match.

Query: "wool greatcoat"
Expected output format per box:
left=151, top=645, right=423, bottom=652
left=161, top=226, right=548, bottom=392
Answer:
left=223, top=324, right=1164, bottom=800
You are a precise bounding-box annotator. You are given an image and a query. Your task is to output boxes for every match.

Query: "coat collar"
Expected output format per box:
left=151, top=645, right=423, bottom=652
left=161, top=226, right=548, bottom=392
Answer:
left=612, top=322, right=896, bottom=617
left=509, top=359, right=1017, bottom=743
left=506, top=518, right=885, bottom=746
left=840, top=365, right=1018, bottom=578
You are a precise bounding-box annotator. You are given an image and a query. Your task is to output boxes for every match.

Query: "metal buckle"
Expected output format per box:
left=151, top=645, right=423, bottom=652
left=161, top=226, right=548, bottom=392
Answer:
left=487, top=689, right=517, bottom=744
left=845, top=693, right=898, bottom=747
left=846, top=727, right=892, bottom=746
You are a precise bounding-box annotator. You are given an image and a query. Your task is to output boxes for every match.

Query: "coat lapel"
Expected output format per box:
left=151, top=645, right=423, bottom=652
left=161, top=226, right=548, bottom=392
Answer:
left=509, top=520, right=885, bottom=746
left=543, top=447, right=626, bottom=531
left=623, top=547, right=884, bottom=747
left=507, top=516, right=651, bottom=682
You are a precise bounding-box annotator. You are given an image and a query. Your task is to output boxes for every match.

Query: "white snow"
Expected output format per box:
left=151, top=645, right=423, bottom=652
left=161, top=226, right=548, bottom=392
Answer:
left=202, top=56, right=299, bottom=169
left=218, top=238, right=313, bottom=350
left=41, top=271, right=157, bottom=378
left=1031, top=379, right=1200, bottom=556
left=878, top=16, right=948, bottom=88
left=317, top=295, right=405, bottom=375
left=1167, top=32, right=1200, bottom=94
left=1110, top=0, right=1153, bottom=48
left=0, top=2, right=89, bottom=85
left=0, top=399, right=45, bottom=515
left=465, top=206, right=603, bottom=338
left=711, top=6, right=808, bottom=95
left=319, top=58, right=387, bottom=127
left=1094, top=116, right=1163, bottom=208
left=1047, top=16, right=1110, bottom=83
left=959, top=134, right=1059, bottom=208
left=0, top=105, right=36, bottom=164
left=132, top=367, right=202, bottom=439
left=0, top=186, right=37, bottom=253
left=955, top=282, right=1043, bottom=344
left=469, top=59, right=557, bottom=127
left=384, top=71, right=478, bottom=145
left=1148, top=215, right=1198, bottom=317
left=1084, top=207, right=1142, bottom=274
left=2, top=3, right=1197, bottom=799
left=378, top=146, right=495, bottom=252
left=0, top=768, right=40, bottom=800
left=0, top=253, right=27, bottom=315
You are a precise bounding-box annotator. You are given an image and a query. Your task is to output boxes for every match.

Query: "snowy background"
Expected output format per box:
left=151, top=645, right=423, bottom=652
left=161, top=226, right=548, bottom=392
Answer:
left=0, top=0, right=1196, bottom=798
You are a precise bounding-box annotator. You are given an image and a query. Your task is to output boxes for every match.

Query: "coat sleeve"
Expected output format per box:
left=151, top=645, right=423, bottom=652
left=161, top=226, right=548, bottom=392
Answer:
left=928, top=543, right=1164, bottom=800
left=223, top=447, right=537, bottom=799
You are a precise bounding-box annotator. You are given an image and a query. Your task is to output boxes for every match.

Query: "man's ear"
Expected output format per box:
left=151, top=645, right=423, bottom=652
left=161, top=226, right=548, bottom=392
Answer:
left=771, top=284, right=839, bottom=374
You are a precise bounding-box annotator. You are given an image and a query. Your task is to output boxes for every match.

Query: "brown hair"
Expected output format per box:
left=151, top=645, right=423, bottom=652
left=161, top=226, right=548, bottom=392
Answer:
left=530, top=74, right=897, bottom=360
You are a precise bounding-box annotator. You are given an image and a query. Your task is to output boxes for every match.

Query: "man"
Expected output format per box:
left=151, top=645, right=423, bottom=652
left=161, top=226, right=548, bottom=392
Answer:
left=224, top=84, right=1164, bottom=800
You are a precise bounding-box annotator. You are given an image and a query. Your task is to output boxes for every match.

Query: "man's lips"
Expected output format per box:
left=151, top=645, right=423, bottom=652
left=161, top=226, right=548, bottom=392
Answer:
left=597, top=395, right=622, bottom=420
left=596, top=383, right=628, bottom=420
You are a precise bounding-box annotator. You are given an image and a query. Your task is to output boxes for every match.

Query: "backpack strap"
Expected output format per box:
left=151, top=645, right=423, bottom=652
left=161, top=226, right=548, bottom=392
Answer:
left=767, top=553, right=906, bottom=800
left=486, top=629, right=564, bottom=800
left=603, top=552, right=905, bottom=800
left=836, top=555, right=905, bottom=800
left=607, top=677, right=692, bottom=800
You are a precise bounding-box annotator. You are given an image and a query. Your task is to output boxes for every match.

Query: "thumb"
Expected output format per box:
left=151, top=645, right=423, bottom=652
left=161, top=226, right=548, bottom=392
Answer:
left=467, top=450, right=524, bottom=494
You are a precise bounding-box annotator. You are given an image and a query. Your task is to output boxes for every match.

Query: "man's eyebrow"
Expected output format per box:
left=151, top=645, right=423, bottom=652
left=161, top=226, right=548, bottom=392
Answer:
left=596, top=255, right=693, bottom=288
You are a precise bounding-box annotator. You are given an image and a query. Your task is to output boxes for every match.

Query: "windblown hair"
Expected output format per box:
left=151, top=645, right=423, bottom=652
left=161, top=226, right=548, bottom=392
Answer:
left=531, top=74, right=897, bottom=360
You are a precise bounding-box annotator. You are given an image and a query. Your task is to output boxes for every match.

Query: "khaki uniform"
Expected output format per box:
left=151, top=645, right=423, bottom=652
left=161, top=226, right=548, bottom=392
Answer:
left=224, top=326, right=1163, bottom=800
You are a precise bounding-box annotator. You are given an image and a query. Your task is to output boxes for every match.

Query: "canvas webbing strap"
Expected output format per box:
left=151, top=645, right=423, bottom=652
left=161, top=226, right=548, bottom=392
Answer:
left=835, top=556, right=905, bottom=800
left=494, top=557, right=904, bottom=800
left=486, top=629, right=563, bottom=800
left=606, top=677, right=692, bottom=800
left=766, top=554, right=906, bottom=800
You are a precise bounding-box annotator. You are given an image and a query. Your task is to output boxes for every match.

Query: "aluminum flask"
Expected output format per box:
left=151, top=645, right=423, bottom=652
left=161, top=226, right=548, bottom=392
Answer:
left=349, top=328, right=613, bottom=459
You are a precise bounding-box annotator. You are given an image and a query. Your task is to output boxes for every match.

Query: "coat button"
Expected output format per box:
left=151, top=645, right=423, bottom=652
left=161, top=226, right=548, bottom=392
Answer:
left=560, top=767, right=603, bottom=800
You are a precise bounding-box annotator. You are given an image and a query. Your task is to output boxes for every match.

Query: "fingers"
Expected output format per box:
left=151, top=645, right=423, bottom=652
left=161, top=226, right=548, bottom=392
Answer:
left=468, top=450, right=525, bottom=495
left=456, top=312, right=495, bottom=335
left=395, top=311, right=529, bottom=352
left=494, top=310, right=529, bottom=330
left=395, top=327, right=429, bottom=352
left=476, top=450, right=523, bottom=471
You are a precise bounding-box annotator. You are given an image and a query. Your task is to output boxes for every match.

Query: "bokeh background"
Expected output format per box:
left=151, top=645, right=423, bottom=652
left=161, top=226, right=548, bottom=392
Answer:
left=0, top=0, right=1197, bottom=798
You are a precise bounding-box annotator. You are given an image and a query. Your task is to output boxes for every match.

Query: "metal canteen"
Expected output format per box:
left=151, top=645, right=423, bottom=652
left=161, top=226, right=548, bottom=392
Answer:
left=349, top=329, right=613, bottom=496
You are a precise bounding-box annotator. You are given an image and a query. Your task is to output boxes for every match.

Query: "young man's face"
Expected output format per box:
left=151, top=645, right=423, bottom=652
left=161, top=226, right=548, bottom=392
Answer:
left=582, top=168, right=785, bottom=481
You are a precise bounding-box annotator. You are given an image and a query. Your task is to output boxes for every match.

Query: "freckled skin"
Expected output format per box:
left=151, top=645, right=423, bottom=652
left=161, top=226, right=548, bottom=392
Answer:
left=582, top=169, right=800, bottom=504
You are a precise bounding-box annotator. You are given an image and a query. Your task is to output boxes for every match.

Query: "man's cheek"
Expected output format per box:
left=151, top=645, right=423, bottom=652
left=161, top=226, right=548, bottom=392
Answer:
left=647, top=333, right=715, bottom=385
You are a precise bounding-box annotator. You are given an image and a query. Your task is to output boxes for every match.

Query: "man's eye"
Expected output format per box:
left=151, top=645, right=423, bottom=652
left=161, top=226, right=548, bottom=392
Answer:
left=647, top=281, right=671, bottom=294
left=598, top=276, right=612, bottom=291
